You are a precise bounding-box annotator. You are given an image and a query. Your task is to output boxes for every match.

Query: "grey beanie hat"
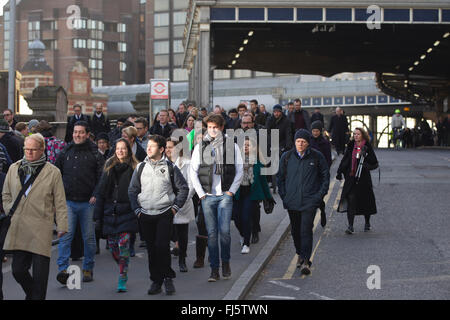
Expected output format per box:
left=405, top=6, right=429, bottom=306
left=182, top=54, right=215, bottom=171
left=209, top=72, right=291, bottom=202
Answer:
left=28, top=119, right=39, bottom=130
left=0, top=119, right=10, bottom=133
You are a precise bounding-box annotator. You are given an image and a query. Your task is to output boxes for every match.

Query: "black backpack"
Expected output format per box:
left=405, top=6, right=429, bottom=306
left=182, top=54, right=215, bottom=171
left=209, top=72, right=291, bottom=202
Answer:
left=136, top=160, right=178, bottom=195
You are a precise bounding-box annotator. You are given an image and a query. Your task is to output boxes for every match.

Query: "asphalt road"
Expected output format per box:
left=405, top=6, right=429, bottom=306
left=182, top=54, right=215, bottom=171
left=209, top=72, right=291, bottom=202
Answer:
left=246, top=149, right=450, bottom=300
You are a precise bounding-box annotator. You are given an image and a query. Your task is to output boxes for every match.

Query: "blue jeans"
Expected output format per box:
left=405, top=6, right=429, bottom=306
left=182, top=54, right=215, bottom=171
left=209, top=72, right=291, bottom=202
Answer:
left=201, top=194, right=233, bottom=269
left=57, top=201, right=96, bottom=271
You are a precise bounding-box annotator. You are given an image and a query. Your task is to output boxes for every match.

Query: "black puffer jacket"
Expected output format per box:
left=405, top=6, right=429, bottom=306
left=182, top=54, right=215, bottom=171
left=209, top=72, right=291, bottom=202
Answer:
left=94, top=162, right=138, bottom=235
left=55, top=140, right=104, bottom=202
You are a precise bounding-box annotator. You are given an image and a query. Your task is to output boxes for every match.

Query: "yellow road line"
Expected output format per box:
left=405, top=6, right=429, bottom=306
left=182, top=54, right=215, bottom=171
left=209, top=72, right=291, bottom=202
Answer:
left=282, top=179, right=340, bottom=280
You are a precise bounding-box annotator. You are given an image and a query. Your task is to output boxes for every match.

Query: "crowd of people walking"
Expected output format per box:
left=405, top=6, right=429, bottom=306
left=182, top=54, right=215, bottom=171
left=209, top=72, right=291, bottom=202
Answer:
left=4, top=98, right=445, bottom=300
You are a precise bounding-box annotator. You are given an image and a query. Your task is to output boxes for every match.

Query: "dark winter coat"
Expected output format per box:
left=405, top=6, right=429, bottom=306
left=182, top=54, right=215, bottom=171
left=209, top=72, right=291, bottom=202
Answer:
left=337, top=140, right=378, bottom=216
left=310, top=136, right=332, bottom=168
left=288, top=109, right=311, bottom=132
left=265, top=114, right=293, bottom=156
left=234, top=161, right=273, bottom=201
left=255, top=112, right=270, bottom=127
left=55, top=140, right=104, bottom=202
left=91, top=113, right=110, bottom=137
left=277, top=147, right=330, bottom=212
left=328, top=115, right=349, bottom=143
left=149, top=122, right=178, bottom=138
left=65, top=114, right=92, bottom=143
left=94, top=163, right=138, bottom=235
left=0, top=132, right=24, bottom=162
left=310, top=112, right=324, bottom=124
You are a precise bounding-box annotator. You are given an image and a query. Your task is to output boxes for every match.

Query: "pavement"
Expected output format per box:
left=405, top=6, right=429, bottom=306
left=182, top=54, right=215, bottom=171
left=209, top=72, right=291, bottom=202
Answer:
left=2, top=148, right=449, bottom=300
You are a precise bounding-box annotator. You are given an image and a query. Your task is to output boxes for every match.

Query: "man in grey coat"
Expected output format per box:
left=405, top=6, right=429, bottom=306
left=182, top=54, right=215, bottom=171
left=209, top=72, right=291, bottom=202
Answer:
left=128, top=134, right=188, bottom=296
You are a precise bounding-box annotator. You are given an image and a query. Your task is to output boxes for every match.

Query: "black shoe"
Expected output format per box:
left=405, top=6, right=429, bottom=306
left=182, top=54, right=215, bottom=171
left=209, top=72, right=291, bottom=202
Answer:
left=345, top=226, right=354, bottom=235
left=164, top=278, right=176, bottom=295
left=320, top=208, right=327, bottom=228
left=139, top=241, right=147, bottom=248
left=222, top=262, right=231, bottom=280
left=296, top=256, right=304, bottom=268
left=208, top=268, right=220, bottom=282
left=56, top=270, right=70, bottom=285
left=147, top=282, right=162, bottom=295
left=251, top=233, right=259, bottom=244
left=300, top=261, right=312, bottom=275
left=171, top=247, right=179, bottom=257
left=179, top=258, right=188, bottom=273
left=364, top=223, right=371, bottom=232
left=82, top=270, right=93, bottom=282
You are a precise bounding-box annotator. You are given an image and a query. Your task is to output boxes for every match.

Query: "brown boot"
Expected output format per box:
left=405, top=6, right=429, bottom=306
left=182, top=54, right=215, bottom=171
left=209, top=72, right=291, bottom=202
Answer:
left=193, top=236, right=208, bottom=268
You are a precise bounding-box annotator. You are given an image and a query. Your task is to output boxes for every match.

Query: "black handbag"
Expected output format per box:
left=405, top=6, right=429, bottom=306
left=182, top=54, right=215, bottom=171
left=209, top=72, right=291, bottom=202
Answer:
left=263, top=199, right=275, bottom=214
left=0, top=165, right=44, bottom=249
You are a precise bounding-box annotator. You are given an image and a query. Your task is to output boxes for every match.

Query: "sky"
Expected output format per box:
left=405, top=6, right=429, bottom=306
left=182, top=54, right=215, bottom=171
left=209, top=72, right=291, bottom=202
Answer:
left=0, top=0, right=8, bottom=15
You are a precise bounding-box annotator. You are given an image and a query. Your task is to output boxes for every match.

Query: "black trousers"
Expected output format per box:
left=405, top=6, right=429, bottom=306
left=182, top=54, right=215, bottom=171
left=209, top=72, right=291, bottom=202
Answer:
left=139, top=210, right=176, bottom=284
left=195, top=203, right=208, bottom=238
left=172, top=224, right=189, bottom=259
left=252, top=201, right=261, bottom=235
left=288, top=209, right=316, bottom=262
left=0, top=249, right=4, bottom=300
left=11, top=250, right=50, bottom=300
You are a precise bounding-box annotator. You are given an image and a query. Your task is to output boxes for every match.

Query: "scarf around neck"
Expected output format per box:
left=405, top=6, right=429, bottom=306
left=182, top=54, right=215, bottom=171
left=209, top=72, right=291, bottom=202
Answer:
left=351, top=140, right=366, bottom=176
left=203, top=132, right=224, bottom=175
left=19, top=153, right=46, bottom=176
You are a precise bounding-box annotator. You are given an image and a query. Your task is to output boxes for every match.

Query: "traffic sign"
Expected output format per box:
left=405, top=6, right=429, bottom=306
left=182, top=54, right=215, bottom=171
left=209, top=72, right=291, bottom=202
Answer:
left=150, top=80, right=169, bottom=99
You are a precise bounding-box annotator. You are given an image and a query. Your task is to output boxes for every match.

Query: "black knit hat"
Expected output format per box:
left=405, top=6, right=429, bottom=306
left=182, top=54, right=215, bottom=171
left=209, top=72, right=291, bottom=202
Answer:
left=294, top=129, right=311, bottom=144
left=311, top=120, right=324, bottom=132
left=96, top=132, right=109, bottom=142
left=272, top=104, right=283, bottom=112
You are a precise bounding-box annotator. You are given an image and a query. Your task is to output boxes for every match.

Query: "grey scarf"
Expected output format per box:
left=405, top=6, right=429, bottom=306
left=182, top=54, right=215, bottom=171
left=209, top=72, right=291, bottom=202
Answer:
left=203, top=132, right=224, bottom=175
left=19, top=154, right=46, bottom=176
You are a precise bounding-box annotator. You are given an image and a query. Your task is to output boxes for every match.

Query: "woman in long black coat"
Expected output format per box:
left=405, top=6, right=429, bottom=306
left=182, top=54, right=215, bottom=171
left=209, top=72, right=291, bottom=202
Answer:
left=336, top=128, right=379, bottom=234
left=94, top=138, right=139, bottom=292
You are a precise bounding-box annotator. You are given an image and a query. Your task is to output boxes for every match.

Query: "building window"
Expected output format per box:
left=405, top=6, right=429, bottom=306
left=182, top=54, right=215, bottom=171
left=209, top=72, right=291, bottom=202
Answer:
left=155, top=55, right=170, bottom=67
left=28, top=20, right=41, bottom=40
left=73, top=18, right=87, bottom=30
left=173, top=68, right=188, bottom=81
left=154, top=41, right=169, bottom=54
left=73, top=39, right=87, bottom=48
left=233, top=69, right=252, bottom=78
left=173, top=0, right=189, bottom=10
left=173, top=40, right=184, bottom=53
left=117, top=23, right=126, bottom=33
left=43, top=40, right=58, bottom=50
left=120, top=81, right=126, bottom=86
left=154, top=69, right=169, bottom=79
left=173, top=12, right=187, bottom=25
left=154, top=0, right=169, bottom=12
left=120, top=62, right=127, bottom=71
left=214, top=69, right=231, bottom=79
left=118, top=42, right=127, bottom=52
left=154, top=13, right=169, bottom=26
left=105, top=41, right=117, bottom=51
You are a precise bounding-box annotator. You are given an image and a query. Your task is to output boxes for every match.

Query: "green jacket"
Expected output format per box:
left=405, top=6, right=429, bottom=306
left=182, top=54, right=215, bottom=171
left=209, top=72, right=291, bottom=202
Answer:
left=235, top=161, right=272, bottom=201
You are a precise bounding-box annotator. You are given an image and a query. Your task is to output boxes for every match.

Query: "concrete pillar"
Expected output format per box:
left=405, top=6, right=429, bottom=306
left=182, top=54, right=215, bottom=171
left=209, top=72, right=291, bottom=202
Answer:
left=370, top=115, right=378, bottom=147
left=198, top=6, right=211, bottom=108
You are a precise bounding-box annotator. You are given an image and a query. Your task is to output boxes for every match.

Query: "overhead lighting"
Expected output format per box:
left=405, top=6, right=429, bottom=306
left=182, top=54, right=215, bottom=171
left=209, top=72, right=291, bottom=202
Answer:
left=414, top=61, right=419, bottom=66
left=444, top=32, right=450, bottom=38
left=228, top=65, right=232, bottom=68
left=239, top=47, right=244, bottom=52
left=404, top=84, right=408, bottom=88
left=434, top=40, right=440, bottom=47
left=243, top=39, right=249, bottom=45
left=235, top=53, right=240, bottom=58
left=414, top=93, right=420, bottom=98
left=232, top=60, right=236, bottom=65
left=404, top=80, right=408, bottom=83
left=248, top=31, right=254, bottom=37
left=420, top=54, right=426, bottom=60
left=427, top=48, right=433, bottom=53
left=409, top=67, right=414, bottom=71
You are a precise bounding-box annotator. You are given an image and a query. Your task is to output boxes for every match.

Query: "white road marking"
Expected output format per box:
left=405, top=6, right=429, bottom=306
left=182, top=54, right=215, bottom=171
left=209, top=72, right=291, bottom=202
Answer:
left=269, top=280, right=301, bottom=291
left=309, top=292, right=335, bottom=300
left=260, top=295, right=296, bottom=300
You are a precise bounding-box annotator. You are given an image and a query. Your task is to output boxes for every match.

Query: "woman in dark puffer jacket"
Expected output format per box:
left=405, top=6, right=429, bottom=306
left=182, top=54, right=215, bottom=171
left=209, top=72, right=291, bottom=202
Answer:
left=94, top=138, right=138, bottom=293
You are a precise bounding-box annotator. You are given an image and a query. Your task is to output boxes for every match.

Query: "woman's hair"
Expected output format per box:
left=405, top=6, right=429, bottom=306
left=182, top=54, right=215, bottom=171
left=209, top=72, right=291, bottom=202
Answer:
left=242, top=137, right=269, bottom=166
left=24, top=133, right=45, bottom=150
left=153, top=112, right=160, bottom=124
left=352, top=127, right=371, bottom=143
left=15, top=122, right=28, bottom=132
left=122, top=126, right=138, bottom=141
left=104, top=138, right=139, bottom=172
left=182, top=114, right=197, bottom=129
left=168, top=109, right=177, bottom=120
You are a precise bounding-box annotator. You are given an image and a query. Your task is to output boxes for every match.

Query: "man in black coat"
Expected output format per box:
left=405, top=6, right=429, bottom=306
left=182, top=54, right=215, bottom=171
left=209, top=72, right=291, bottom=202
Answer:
left=0, top=119, right=24, bottom=162
left=149, top=110, right=177, bottom=138
left=91, top=103, right=110, bottom=138
left=65, top=104, right=91, bottom=143
left=255, top=104, right=270, bottom=127
left=328, top=107, right=349, bottom=155
left=55, top=121, right=104, bottom=285
left=310, top=108, right=324, bottom=124
left=265, top=104, right=293, bottom=157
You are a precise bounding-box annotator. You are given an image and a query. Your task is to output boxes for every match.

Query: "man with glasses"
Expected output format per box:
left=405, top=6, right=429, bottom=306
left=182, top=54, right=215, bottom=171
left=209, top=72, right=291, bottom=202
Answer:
left=3, top=109, right=17, bottom=131
left=135, top=117, right=150, bottom=150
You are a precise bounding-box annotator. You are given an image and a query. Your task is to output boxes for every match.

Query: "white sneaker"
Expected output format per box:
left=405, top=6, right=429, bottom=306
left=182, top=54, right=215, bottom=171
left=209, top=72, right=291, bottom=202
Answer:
left=239, top=237, right=244, bottom=246
left=241, top=245, right=250, bottom=254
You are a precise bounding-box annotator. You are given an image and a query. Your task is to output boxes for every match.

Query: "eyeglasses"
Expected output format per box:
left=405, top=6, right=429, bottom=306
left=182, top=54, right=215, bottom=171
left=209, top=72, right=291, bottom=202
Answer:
left=242, top=122, right=253, bottom=125
left=23, top=148, right=42, bottom=152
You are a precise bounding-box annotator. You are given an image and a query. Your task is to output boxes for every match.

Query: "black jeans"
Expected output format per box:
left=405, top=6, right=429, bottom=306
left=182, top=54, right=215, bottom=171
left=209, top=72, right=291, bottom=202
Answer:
left=172, top=224, right=189, bottom=259
left=195, top=203, right=208, bottom=238
left=0, top=249, right=4, bottom=300
left=11, top=250, right=50, bottom=300
left=252, top=201, right=261, bottom=235
left=288, top=209, right=316, bottom=262
left=139, top=210, right=176, bottom=284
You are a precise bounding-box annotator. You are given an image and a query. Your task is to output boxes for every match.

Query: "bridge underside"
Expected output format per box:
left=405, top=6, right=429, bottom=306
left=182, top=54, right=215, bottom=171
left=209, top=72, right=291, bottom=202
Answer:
left=211, top=22, right=450, bottom=107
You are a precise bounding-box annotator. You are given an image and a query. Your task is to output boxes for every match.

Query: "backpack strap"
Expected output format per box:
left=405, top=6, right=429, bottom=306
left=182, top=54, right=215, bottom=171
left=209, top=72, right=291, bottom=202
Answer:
left=137, top=162, right=146, bottom=182
left=166, top=160, right=179, bottom=196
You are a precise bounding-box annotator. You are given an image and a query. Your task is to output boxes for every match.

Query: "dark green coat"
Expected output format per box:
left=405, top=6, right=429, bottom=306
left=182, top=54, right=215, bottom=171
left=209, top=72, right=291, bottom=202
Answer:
left=234, top=161, right=272, bottom=201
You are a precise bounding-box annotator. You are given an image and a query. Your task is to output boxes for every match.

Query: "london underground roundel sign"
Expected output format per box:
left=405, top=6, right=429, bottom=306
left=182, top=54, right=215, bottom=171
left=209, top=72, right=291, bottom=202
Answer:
left=151, top=80, right=169, bottom=99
